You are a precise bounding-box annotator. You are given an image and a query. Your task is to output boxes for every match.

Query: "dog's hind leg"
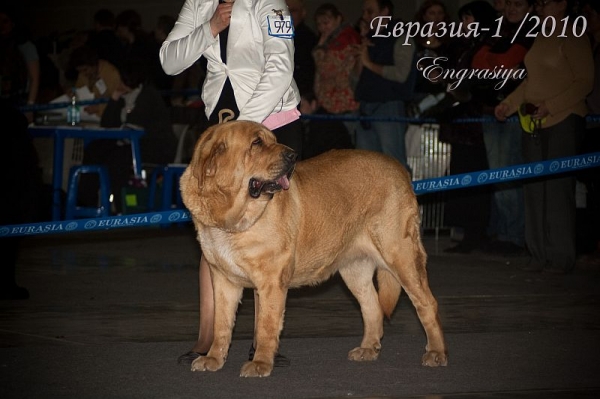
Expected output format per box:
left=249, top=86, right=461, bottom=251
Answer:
left=398, top=268, right=447, bottom=366
left=385, top=220, right=448, bottom=367
left=191, top=268, right=243, bottom=372
left=339, top=260, right=384, bottom=361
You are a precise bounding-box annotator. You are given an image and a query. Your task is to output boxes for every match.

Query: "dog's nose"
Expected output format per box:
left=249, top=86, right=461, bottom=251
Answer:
left=283, top=150, right=298, bottom=163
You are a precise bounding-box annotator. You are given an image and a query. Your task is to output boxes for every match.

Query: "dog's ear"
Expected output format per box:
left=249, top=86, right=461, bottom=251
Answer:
left=191, top=128, right=214, bottom=188
left=203, top=141, right=226, bottom=179
left=191, top=128, right=226, bottom=189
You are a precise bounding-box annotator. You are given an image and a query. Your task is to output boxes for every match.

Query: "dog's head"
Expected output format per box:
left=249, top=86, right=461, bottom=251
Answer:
left=181, top=121, right=297, bottom=232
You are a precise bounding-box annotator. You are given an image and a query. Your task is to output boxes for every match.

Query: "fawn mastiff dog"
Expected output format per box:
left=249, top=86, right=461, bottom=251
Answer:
left=180, top=121, right=447, bottom=377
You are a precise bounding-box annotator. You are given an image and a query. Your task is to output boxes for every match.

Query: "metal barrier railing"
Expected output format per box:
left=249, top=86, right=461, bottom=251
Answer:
left=407, top=124, right=449, bottom=233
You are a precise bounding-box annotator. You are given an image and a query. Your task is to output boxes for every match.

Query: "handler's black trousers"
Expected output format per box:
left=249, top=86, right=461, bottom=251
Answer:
left=521, top=114, right=585, bottom=272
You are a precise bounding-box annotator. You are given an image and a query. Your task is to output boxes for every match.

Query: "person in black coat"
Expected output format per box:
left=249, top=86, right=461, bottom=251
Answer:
left=87, top=9, right=126, bottom=69
left=286, top=0, right=317, bottom=97
left=300, top=91, right=353, bottom=159
left=0, top=100, right=44, bottom=299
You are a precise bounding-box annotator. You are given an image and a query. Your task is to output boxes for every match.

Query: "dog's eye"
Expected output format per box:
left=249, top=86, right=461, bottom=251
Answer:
left=252, top=138, right=263, bottom=147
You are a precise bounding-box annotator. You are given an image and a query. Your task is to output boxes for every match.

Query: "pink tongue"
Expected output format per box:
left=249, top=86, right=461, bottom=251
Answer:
left=277, top=175, right=290, bottom=190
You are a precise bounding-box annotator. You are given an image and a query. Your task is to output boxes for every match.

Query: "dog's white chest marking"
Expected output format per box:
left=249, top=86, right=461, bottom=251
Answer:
left=202, top=229, right=248, bottom=280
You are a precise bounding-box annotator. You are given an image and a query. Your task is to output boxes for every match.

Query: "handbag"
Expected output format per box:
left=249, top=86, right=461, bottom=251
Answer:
left=518, top=103, right=546, bottom=134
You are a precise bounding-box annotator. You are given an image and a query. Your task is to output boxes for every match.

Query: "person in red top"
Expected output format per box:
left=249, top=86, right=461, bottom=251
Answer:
left=312, top=3, right=360, bottom=116
left=470, top=0, right=536, bottom=255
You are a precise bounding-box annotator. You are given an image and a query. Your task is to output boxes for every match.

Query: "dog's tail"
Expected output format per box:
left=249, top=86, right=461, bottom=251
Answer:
left=377, top=269, right=402, bottom=319
left=377, top=207, right=427, bottom=319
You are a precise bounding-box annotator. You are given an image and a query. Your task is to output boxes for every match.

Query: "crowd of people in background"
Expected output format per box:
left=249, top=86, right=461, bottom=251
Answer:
left=1, top=0, right=600, bottom=282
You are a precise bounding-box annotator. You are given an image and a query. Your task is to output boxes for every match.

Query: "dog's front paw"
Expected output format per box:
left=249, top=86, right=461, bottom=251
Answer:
left=240, top=360, right=273, bottom=377
left=347, top=347, right=379, bottom=361
left=191, top=356, right=224, bottom=372
left=421, top=350, right=448, bottom=367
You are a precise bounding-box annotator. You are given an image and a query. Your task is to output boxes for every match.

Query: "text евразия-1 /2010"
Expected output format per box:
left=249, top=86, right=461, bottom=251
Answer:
left=370, top=15, right=588, bottom=45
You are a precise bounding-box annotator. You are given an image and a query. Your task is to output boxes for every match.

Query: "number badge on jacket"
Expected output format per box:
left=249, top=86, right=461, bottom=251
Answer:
left=267, top=9, right=294, bottom=39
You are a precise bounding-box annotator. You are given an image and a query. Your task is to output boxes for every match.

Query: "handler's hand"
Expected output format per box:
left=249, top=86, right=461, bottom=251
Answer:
left=494, top=103, right=509, bottom=122
left=210, top=0, right=234, bottom=37
left=532, top=102, right=549, bottom=120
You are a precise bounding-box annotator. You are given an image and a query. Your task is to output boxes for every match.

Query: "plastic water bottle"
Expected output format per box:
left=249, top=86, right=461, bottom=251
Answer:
left=67, top=90, right=81, bottom=126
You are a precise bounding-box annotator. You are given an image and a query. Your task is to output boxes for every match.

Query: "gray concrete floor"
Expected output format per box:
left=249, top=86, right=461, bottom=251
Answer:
left=1, top=226, right=599, bottom=398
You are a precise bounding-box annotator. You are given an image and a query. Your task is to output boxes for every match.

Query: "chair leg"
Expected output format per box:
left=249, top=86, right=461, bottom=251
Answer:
left=97, top=167, right=111, bottom=217
left=162, top=168, right=174, bottom=212
left=65, top=168, right=82, bottom=220
left=145, top=165, right=187, bottom=216
left=65, top=165, right=112, bottom=219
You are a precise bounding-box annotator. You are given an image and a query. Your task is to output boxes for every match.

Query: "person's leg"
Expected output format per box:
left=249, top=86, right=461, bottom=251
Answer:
left=458, top=140, right=491, bottom=247
left=78, top=140, right=115, bottom=208
left=443, top=141, right=490, bottom=253
left=522, top=130, right=546, bottom=269
left=0, top=237, right=29, bottom=300
left=484, top=122, right=525, bottom=247
left=79, top=140, right=131, bottom=213
left=483, top=121, right=502, bottom=239
left=503, top=121, right=525, bottom=247
left=372, top=101, right=410, bottom=172
left=178, top=255, right=214, bottom=363
left=104, top=144, right=133, bottom=214
left=543, top=115, right=584, bottom=272
left=355, top=103, right=382, bottom=153
left=195, top=256, right=214, bottom=352
left=341, top=111, right=359, bottom=147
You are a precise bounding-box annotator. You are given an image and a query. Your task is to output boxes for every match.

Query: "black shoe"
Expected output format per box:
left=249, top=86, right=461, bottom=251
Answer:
left=0, top=285, right=29, bottom=300
left=522, top=259, right=545, bottom=272
left=248, top=344, right=291, bottom=367
left=177, top=350, right=206, bottom=365
left=274, top=352, right=291, bottom=367
left=543, top=266, right=573, bottom=275
left=542, top=268, right=567, bottom=275
left=484, top=241, right=526, bottom=257
left=444, top=242, right=474, bottom=254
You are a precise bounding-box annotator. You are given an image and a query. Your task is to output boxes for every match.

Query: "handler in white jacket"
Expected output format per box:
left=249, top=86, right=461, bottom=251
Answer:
left=160, top=0, right=300, bottom=366
left=160, top=0, right=301, bottom=137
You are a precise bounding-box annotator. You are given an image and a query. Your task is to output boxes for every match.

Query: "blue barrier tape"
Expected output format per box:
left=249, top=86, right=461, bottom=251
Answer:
left=0, top=210, right=192, bottom=239
left=413, top=152, right=600, bottom=195
left=19, top=100, right=600, bottom=124
left=1, top=152, right=599, bottom=239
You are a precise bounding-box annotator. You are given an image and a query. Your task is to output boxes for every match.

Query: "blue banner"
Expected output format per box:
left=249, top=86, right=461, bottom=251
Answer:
left=413, top=152, right=600, bottom=195
left=1, top=210, right=192, bottom=239
left=1, top=152, right=599, bottom=238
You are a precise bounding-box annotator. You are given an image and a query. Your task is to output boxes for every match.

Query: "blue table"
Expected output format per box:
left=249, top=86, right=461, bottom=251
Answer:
left=28, top=125, right=145, bottom=221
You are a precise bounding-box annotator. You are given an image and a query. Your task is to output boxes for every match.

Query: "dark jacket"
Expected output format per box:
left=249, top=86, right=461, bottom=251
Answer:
left=355, top=20, right=417, bottom=103
left=101, top=84, right=176, bottom=164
